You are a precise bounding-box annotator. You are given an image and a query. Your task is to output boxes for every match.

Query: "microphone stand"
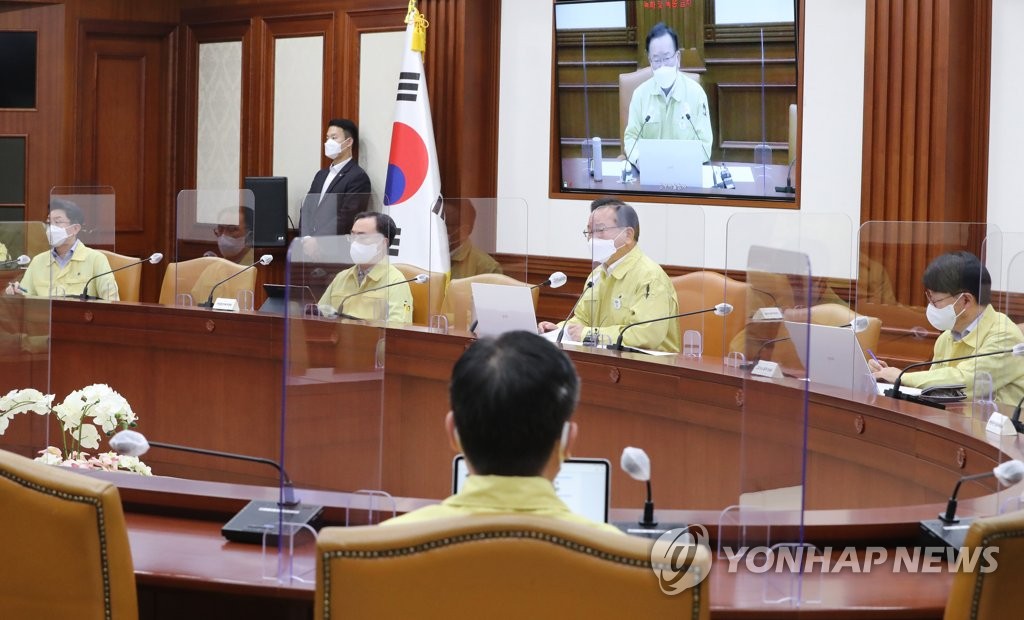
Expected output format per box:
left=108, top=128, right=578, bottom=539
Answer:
left=78, top=255, right=156, bottom=301
left=556, top=280, right=594, bottom=344
left=775, top=158, right=797, bottom=194
left=621, top=115, right=650, bottom=182
left=337, top=274, right=422, bottom=320
left=610, top=305, right=728, bottom=352
left=887, top=347, right=1023, bottom=402
left=1010, top=394, right=1024, bottom=433
left=201, top=258, right=266, bottom=308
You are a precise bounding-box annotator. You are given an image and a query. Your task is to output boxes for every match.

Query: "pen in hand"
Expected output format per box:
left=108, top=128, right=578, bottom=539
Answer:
left=866, top=349, right=886, bottom=371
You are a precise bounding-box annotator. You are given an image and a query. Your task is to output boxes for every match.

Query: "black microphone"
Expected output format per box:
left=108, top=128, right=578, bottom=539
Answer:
left=109, top=430, right=324, bottom=544
left=682, top=105, right=722, bottom=189
left=623, top=115, right=651, bottom=173
left=200, top=254, right=272, bottom=308
left=610, top=302, right=733, bottom=352
left=1011, top=394, right=1024, bottom=433
left=78, top=252, right=163, bottom=300
left=531, top=271, right=567, bottom=290
left=337, top=273, right=428, bottom=319
left=885, top=344, right=1024, bottom=402
left=775, top=158, right=797, bottom=194
left=555, top=280, right=594, bottom=345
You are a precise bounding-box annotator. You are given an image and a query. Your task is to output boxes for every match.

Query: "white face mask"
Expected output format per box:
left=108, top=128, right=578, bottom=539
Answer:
left=926, top=294, right=964, bottom=331
left=46, top=224, right=69, bottom=248
left=588, top=229, right=623, bottom=264
left=324, top=138, right=344, bottom=160
left=217, top=234, right=248, bottom=258
left=349, top=240, right=379, bottom=265
left=653, top=65, right=677, bottom=90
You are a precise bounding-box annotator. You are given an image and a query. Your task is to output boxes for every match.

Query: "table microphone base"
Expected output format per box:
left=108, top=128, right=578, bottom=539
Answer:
left=920, top=517, right=973, bottom=549
left=613, top=521, right=690, bottom=540
left=221, top=500, right=324, bottom=545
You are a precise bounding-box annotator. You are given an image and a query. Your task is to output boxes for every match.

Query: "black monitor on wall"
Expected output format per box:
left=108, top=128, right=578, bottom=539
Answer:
left=244, top=176, right=288, bottom=247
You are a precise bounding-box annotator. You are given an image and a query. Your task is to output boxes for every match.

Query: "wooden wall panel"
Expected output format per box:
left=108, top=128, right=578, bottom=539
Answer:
left=76, top=22, right=176, bottom=301
left=860, top=0, right=992, bottom=305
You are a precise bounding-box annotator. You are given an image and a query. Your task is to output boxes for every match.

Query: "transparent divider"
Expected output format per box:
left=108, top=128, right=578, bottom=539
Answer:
left=439, top=198, right=529, bottom=334
left=172, top=190, right=258, bottom=308
left=0, top=221, right=53, bottom=458
left=45, top=187, right=118, bottom=300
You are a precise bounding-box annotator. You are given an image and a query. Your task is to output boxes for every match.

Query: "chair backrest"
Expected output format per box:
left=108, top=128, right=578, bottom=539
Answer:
left=158, top=256, right=255, bottom=306
left=944, top=509, right=1024, bottom=619
left=441, top=273, right=540, bottom=331
left=316, top=515, right=710, bottom=619
left=618, top=67, right=702, bottom=157
left=672, top=270, right=748, bottom=357
left=0, top=449, right=138, bottom=619
left=98, top=249, right=142, bottom=302
left=392, top=263, right=448, bottom=326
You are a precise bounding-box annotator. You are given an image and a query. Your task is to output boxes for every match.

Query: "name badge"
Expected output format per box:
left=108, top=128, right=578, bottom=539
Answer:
left=613, top=296, right=622, bottom=310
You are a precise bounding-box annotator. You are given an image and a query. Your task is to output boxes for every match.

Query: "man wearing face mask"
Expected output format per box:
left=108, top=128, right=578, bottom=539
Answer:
left=316, top=212, right=412, bottom=323
left=205, top=206, right=254, bottom=264
left=6, top=199, right=118, bottom=300
left=381, top=330, right=621, bottom=533
left=869, top=251, right=1024, bottom=405
left=300, top=118, right=371, bottom=238
left=537, top=201, right=680, bottom=353
left=444, top=201, right=501, bottom=280
left=623, top=22, right=713, bottom=171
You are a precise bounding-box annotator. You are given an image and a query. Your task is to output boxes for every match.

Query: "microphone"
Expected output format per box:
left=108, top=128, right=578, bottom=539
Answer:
left=337, top=273, right=428, bottom=319
left=1011, top=393, right=1024, bottom=433
left=682, top=104, right=721, bottom=189
left=622, top=114, right=651, bottom=173
left=885, top=343, right=1024, bottom=402
left=610, top=303, right=733, bottom=352
left=0, top=255, right=30, bottom=269
left=775, top=158, right=797, bottom=194
left=621, top=447, right=656, bottom=527
left=532, top=271, right=567, bottom=290
left=200, top=254, right=272, bottom=308
left=79, top=252, right=163, bottom=300
left=555, top=279, right=595, bottom=344
left=110, top=430, right=323, bottom=544
left=920, top=459, right=1024, bottom=548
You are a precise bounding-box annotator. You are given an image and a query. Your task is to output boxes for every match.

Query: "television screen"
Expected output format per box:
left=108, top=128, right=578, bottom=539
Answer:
left=0, top=32, right=37, bottom=109
left=244, top=176, right=288, bottom=246
left=552, top=0, right=798, bottom=201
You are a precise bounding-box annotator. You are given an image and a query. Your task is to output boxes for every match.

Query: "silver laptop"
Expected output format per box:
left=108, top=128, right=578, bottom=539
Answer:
left=783, top=321, right=878, bottom=396
left=470, top=283, right=538, bottom=338
left=452, top=455, right=611, bottom=523
left=639, top=139, right=706, bottom=188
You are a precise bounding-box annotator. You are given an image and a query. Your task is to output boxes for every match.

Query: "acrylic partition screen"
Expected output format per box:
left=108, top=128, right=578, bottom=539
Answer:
left=0, top=222, right=52, bottom=458
left=46, top=187, right=118, bottom=300
left=855, top=222, right=1006, bottom=420
left=172, top=189, right=258, bottom=309
left=552, top=0, right=798, bottom=202
left=281, top=224, right=391, bottom=518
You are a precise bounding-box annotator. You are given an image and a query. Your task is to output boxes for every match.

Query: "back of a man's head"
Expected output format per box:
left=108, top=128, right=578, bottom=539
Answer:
left=450, top=331, right=579, bottom=476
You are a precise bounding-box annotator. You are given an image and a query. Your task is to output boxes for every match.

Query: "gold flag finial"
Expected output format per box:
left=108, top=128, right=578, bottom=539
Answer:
left=405, top=0, right=418, bottom=25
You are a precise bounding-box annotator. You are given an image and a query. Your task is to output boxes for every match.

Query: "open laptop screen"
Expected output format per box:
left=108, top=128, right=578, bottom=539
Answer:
left=452, top=455, right=610, bottom=523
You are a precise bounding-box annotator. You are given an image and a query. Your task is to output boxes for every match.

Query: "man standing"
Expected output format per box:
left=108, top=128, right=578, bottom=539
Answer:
left=623, top=22, right=713, bottom=169
left=382, top=331, right=621, bottom=534
left=538, top=201, right=680, bottom=353
left=300, top=118, right=372, bottom=237
left=317, top=212, right=413, bottom=323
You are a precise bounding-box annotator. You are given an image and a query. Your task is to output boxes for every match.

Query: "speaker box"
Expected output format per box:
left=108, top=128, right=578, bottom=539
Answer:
left=244, top=176, right=288, bottom=247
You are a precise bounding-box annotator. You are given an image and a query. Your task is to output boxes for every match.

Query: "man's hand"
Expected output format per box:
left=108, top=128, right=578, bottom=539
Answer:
left=5, top=281, right=24, bottom=296
left=873, top=366, right=902, bottom=383
left=538, top=321, right=558, bottom=334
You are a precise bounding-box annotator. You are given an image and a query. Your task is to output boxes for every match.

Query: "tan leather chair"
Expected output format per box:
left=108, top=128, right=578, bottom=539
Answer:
left=158, top=256, right=255, bottom=306
left=672, top=270, right=748, bottom=357
left=316, top=515, right=710, bottom=619
left=619, top=67, right=702, bottom=157
left=944, top=509, right=1024, bottom=619
left=441, top=273, right=540, bottom=331
left=97, top=249, right=141, bottom=302
left=393, top=263, right=447, bottom=326
left=0, top=448, right=137, bottom=619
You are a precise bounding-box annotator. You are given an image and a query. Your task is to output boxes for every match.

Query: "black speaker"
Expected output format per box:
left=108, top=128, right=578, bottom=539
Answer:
left=244, top=176, right=288, bottom=247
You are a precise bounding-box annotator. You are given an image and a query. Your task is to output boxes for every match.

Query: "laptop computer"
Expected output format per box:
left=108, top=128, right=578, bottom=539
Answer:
left=783, top=321, right=878, bottom=396
left=638, top=139, right=706, bottom=188
left=258, top=284, right=318, bottom=315
left=452, top=454, right=611, bottom=523
left=470, top=283, right=538, bottom=338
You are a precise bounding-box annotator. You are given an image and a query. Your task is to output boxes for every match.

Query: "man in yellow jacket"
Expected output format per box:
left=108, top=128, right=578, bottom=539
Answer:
left=538, top=201, right=681, bottom=353
left=870, top=251, right=1024, bottom=406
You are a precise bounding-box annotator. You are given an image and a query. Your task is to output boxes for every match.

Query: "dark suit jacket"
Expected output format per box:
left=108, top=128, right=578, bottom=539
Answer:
left=300, top=159, right=372, bottom=236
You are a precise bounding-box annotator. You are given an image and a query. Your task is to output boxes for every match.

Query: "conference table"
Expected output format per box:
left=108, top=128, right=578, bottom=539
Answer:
left=4, top=298, right=1020, bottom=618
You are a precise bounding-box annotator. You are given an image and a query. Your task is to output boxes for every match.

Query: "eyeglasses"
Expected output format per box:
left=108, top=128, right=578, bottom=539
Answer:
left=648, top=51, right=678, bottom=68
left=926, top=291, right=962, bottom=305
left=346, top=232, right=384, bottom=243
left=214, top=225, right=244, bottom=237
left=582, top=226, right=624, bottom=240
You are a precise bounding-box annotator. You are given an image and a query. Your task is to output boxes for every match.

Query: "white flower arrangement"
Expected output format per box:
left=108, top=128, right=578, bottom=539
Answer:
left=0, top=384, right=151, bottom=475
